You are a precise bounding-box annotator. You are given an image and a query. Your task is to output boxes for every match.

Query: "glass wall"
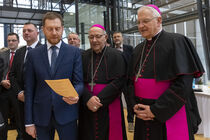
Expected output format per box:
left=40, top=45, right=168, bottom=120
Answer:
left=64, top=3, right=106, bottom=50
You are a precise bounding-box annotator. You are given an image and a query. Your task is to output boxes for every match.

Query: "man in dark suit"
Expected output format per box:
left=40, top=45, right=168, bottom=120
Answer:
left=113, top=31, right=134, bottom=132
left=9, top=22, right=41, bottom=140
left=24, top=12, right=83, bottom=140
left=0, top=33, right=23, bottom=140
left=0, top=57, right=5, bottom=132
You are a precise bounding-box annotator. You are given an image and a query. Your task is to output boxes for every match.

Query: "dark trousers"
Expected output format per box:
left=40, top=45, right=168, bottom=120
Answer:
left=36, top=113, right=77, bottom=140
left=18, top=102, right=35, bottom=140
left=0, top=89, right=23, bottom=140
left=127, top=107, right=134, bottom=123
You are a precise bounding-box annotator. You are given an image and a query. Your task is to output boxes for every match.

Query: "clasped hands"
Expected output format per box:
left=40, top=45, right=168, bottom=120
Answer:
left=87, top=96, right=103, bottom=112
left=134, top=104, right=155, bottom=121
left=1, top=80, right=11, bottom=89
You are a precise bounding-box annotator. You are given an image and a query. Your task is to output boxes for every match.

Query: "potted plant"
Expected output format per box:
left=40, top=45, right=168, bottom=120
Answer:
left=197, top=78, right=203, bottom=89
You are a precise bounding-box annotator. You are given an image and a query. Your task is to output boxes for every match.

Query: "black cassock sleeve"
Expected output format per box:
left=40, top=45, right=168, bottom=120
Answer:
left=150, top=75, right=193, bottom=122
left=97, top=75, right=126, bottom=107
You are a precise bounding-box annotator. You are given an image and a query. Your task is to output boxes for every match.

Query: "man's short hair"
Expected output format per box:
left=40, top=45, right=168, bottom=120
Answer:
left=24, top=22, right=38, bottom=29
left=42, top=12, right=63, bottom=26
left=7, top=32, right=19, bottom=41
left=69, top=32, right=79, bottom=37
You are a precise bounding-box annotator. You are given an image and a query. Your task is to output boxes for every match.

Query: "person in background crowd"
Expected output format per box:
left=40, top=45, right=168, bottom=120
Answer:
left=68, top=32, right=81, bottom=48
left=9, top=22, right=41, bottom=140
left=0, top=32, right=23, bottom=140
left=113, top=31, right=134, bottom=132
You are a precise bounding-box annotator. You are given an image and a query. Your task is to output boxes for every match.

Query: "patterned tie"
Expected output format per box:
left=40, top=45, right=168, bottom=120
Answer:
left=51, top=46, right=57, bottom=74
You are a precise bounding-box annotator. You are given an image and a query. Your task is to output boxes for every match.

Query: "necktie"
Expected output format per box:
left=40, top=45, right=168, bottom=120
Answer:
left=27, top=46, right=32, bottom=51
left=24, top=47, right=32, bottom=63
left=6, top=52, right=15, bottom=79
left=51, top=46, right=57, bottom=74
left=9, top=52, right=15, bottom=68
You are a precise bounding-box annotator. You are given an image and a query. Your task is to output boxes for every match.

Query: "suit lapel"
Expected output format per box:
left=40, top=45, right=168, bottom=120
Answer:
left=35, top=42, right=42, bottom=48
left=41, top=45, right=51, bottom=76
left=4, top=50, right=10, bottom=77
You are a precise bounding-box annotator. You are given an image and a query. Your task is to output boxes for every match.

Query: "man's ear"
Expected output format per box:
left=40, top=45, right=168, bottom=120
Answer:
left=157, top=17, right=162, bottom=24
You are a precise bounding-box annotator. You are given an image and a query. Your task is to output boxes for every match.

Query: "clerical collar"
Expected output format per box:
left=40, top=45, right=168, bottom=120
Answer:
left=27, top=40, right=38, bottom=49
left=93, top=46, right=106, bottom=55
left=147, top=28, right=162, bottom=41
left=47, top=40, right=62, bottom=50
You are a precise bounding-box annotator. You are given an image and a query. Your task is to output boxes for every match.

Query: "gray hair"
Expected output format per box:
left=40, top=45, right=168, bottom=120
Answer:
left=138, top=6, right=161, bottom=18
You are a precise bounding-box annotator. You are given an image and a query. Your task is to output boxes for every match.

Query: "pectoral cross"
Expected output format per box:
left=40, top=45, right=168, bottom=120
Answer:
left=89, top=80, right=96, bottom=92
left=135, top=73, right=141, bottom=82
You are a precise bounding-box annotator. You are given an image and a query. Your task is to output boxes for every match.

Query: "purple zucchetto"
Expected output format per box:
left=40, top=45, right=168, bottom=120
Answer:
left=146, top=4, right=161, bottom=15
left=90, top=24, right=105, bottom=31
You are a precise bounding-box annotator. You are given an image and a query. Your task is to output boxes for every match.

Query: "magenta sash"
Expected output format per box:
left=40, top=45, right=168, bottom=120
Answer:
left=134, top=78, right=189, bottom=140
left=86, top=84, right=123, bottom=140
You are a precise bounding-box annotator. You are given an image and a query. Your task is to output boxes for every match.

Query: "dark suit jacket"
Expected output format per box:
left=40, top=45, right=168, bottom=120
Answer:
left=0, top=50, right=10, bottom=81
left=9, top=42, right=41, bottom=95
left=0, top=50, right=13, bottom=94
left=24, top=41, right=83, bottom=126
left=0, top=57, right=4, bottom=84
left=122, top=44, right=133, bottom=66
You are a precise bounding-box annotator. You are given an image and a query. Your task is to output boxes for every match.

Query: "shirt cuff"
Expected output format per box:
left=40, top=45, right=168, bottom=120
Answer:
left=18, top=90, right=24, bottom=94
left=25, top=124, right=34, bottom=127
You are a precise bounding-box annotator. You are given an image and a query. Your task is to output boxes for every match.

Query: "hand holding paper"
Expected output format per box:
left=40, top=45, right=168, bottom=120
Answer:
left=45, top=79, right=78, bottom=97
left=63, top=96, right=79, bottom=105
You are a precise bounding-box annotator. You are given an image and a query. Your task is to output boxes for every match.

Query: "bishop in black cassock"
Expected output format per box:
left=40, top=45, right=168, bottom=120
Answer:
left=127, top=5, right=204, bottom=140
left=78, top=24, right=127, bottom=140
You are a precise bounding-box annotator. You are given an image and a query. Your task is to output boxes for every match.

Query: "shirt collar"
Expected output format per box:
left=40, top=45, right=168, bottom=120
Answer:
left=10, top=49, right=16, bottom=53
left=27, top=40, right=39, bottom=49
left=115, top=44, right=123, bottom=49
left=47, top=40, right=62, bottom=50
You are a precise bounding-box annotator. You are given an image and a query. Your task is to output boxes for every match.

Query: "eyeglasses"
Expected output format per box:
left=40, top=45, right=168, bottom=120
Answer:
left=7, top=40, right=18, bottom=42
left=137, top=17, right=158, bottom=25
left=88, top=34, right=105, bottom=40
